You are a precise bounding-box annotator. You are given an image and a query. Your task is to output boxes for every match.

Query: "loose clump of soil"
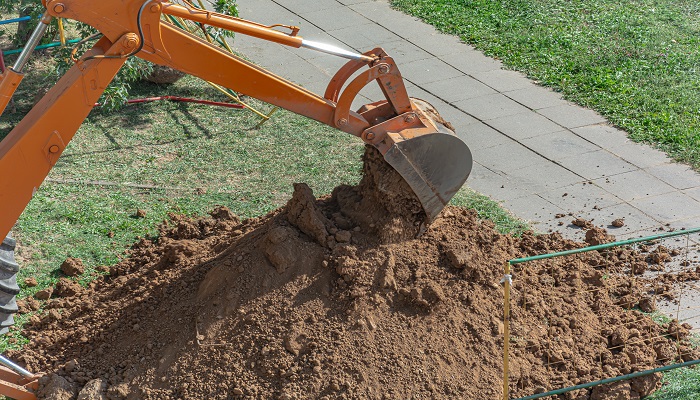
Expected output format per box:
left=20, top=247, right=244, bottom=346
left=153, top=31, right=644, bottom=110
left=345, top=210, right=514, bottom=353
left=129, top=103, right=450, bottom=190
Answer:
left=143, top=65, right=186, bottom=85
left=13, top=146, right=699, bottom=399
left=60, top=258, right=85, bottom=277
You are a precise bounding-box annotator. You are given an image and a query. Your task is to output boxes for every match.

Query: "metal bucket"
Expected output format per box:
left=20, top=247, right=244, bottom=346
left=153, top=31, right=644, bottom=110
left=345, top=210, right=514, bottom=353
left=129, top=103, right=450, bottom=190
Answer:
left=382, top=99, right=473, bottom=222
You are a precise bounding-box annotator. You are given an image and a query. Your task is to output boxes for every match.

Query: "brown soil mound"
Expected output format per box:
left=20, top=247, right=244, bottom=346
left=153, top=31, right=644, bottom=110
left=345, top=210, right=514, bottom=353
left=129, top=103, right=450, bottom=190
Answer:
left=13, top=147, right=698, bottom=399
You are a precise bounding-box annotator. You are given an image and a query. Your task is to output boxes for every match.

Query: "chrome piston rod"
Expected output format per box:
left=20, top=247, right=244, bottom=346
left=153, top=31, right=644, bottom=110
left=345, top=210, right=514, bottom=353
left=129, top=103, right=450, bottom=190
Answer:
left=0, top=354, right=34, bottom=379
left=301, top=39, right=374, bottom=63
left=12, top=12, right=52, bottom=73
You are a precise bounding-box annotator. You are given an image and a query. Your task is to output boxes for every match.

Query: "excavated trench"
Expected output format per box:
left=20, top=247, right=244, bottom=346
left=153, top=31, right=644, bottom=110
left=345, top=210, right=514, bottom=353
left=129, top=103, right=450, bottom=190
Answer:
left=13, top=146, right=700, bottom=399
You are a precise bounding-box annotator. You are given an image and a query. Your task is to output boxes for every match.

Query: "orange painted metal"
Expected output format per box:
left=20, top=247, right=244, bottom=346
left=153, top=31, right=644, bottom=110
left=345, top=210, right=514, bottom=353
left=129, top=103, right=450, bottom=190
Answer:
left=333, top=56, right=412, bottom=130
left=0, top=69, right=23, bottom=116
left=324, top=52, right=373, bottom=101
left=0, top=366, right=37, bottom=400
left=41, top=0, right=372, bottom=135
left=161, top=3, right=303, bottom=47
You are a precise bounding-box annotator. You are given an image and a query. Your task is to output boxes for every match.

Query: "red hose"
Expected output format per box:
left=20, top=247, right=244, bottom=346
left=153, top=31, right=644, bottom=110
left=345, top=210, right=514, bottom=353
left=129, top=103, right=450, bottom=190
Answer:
left=95, top=96, right=245, bottom=109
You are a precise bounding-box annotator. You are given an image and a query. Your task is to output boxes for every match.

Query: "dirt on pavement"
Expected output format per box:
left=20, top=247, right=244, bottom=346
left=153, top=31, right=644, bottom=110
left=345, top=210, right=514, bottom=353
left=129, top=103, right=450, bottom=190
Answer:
left=12, top=146, right=699, bottom=399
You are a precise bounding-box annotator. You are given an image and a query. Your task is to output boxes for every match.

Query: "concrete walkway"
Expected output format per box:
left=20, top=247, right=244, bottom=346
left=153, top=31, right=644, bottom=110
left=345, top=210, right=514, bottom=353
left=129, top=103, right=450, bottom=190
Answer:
left=233, top=0, right=700, bottom=240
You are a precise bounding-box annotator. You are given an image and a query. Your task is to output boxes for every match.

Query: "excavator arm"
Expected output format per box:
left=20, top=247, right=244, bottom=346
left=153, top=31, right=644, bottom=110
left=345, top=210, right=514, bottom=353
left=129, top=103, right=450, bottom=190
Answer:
left=0, top=0, right=473, bottom=241
left=0, top=2, right=474, bottom=395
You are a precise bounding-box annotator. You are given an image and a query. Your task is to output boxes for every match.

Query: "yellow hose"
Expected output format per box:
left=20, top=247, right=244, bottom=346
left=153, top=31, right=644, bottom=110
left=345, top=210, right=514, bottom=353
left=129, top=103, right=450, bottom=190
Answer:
left=57, top=18, right=66, bottom=47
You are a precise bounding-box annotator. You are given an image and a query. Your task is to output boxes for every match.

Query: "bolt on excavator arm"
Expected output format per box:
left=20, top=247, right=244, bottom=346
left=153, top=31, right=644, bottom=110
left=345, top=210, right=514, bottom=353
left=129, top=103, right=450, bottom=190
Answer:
left=0, top=0, right=473, bottom=243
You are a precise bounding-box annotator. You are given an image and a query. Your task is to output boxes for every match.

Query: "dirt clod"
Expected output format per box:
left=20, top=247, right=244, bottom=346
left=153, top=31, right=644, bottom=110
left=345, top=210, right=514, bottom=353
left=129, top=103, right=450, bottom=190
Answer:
left=77, top=378, right=108, bottom=400
left=61, top=258, right=85, bottom=277
left=446, top=247, right=469, bottom=269
left=143, top=65, right=186, bottom=85
left=611, top=218, right=625, bottom=227
left=55, top=278, right=82, bottom=298
left=638, top=297, right=656, bottom=313
left=34, top=287, right=53, bottom=301
left=572, top=218, right=594, bottom=229
left=585, top=227, right=615, bottom=245
left=24, top=277, right=38, bottom=287
left=106, top=383, right=130, bottom=399
left=37, top=374, right=77, bottom=400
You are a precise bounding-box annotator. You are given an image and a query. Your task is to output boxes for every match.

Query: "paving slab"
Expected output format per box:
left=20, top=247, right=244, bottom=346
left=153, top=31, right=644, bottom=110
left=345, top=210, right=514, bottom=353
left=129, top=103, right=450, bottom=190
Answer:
left=657, top=289, right=700, bottom=333
left=666, top=215, right=700, bottom=232
left=572, top=202, right=662, bottom=236
left=274, top=59, right=329, bottom=86
left=420, top=75, right=497, bottom=103
left=349, top=2, right=431, bottom=39
left=473, top=141, right=549, bottom=172
left=468, top=164, right=572, bottom=203
left=571, top=124, right=631, bottom=148
left=478, top=166, right=560, bottom=199
left=305, top=54, right=347, bottom=77
left=403, top=29, right=470, bottom=58
left=485, top=112, right=564, bottom=141
left=236, top=0, right=296, bottom=22
left=504, top=86, right=568, bottom=110
left=440, top=49, right=503, bottom=74
left=326, top=23, right=401, bottom=49
left=606, top=142, right=671, bottom=169
left=500, top=194, right=565, bottom=226
left=457, top=121, right=512, bottom=150
left=302, top=6, right=370, bottom=31
left=372, top=7, right=437, bottom=33
left=470, top=69, right=535, bottom=93
left=454, top=93, right=531, bottom=121
left=630, top=192, right=700, bottom=224
left=644, top=163, right=700, bottom=191
left=337, top=0, right=370, bottom=5
left=538, top=104, right=607, bottom=129
left=373, top=40, right=432, bottom=63
left=520, top=130, right=601, bottom=162
left=347, top=0, right=394, bottom=18
left=465, top=163, right=516, bottom=200
left=401, top=85, right=480, bottom=127
left=683, top=187, right=700, bottom=203
left=272, top=0, right=341, bottom=13
left=593, top=170, right=677, bottom=202
left=538, top=182, right=623, bottom=214
left=556, top=150, right=638, bottom=180
left=507, top=161, right=583, bottom=192
left=398, top=58, right=464, bottom=85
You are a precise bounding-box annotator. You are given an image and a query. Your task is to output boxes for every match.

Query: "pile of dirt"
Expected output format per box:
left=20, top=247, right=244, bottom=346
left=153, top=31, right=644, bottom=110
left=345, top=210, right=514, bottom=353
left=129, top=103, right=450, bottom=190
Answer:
left=12, top=146, right=699, bottom=399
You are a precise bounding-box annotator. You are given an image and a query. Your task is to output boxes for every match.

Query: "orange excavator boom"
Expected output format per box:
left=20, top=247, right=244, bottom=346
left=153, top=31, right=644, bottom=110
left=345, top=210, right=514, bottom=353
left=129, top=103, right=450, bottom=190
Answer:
left=0, top=0, right=472, bottom=245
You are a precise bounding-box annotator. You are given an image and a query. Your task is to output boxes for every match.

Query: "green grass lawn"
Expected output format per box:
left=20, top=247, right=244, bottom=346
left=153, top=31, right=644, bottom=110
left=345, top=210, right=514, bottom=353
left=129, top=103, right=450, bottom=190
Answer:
left=647, top=365, right=700, bottom=399
left=392, top=0, right=700, bottom=169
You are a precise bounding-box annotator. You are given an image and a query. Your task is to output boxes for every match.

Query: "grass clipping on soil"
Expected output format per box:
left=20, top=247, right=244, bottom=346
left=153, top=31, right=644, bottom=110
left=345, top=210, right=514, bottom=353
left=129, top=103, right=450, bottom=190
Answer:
left=15, top=147, right=698, bottom=400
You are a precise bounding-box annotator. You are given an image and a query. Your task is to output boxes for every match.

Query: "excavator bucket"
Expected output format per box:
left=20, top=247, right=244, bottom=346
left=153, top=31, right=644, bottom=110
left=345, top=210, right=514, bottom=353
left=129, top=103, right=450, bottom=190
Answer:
left=381, top=99, right=473, bottom=222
